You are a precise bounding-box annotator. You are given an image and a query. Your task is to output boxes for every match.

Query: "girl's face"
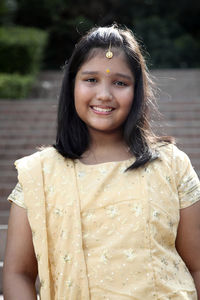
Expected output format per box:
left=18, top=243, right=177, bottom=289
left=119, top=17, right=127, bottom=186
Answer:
left=74, top=49, right=134, bottom=137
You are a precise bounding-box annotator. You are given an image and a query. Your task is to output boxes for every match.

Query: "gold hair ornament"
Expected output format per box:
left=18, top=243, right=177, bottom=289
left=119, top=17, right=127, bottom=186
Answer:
left=106, top=43, right=113, bottom=59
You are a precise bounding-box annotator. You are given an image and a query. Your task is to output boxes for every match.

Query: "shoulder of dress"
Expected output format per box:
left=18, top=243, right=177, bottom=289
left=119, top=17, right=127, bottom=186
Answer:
left=40, top=147, right=74, bottom=164
left=152, top=142, right=189, bottom=167
left=153, top=142, right=174, bottom=155
left=39, top=146, right=59, bottom=159
left=15, top=147, right=58, bottom=167
left=15, top=146, right=74, bottom=170
left=156, top=143, right=187, bottom=159
left=151, top=142, right=176, bottom=166
left=151, top=142, right=172, bottom=158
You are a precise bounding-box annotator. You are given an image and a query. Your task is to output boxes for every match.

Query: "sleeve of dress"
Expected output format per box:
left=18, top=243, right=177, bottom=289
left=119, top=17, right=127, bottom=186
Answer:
left=7, top=182, right=26, bottom=209
left=172, top=145, right=200, bottom=209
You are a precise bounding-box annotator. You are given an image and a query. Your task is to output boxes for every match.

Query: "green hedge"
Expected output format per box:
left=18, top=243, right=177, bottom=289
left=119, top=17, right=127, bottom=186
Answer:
left=134, top=16, right=200, bottom=68
left=0, top=26, right=48, bottom=74
left=0, top=73, right=34, bottom=99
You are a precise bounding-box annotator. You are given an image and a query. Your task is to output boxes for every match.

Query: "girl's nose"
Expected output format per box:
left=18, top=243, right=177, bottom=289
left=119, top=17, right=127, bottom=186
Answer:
left=96, top=84, right=113, bottom=101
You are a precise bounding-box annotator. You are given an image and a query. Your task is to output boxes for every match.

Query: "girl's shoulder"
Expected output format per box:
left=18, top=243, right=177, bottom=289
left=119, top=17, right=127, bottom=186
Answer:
left=150, top=142, right=195, bottom=176
left=152, top=142, right=200, bottom=183
left=15, top=146, right=72, bottom=170
left=153, top=142, right=190, bottom=164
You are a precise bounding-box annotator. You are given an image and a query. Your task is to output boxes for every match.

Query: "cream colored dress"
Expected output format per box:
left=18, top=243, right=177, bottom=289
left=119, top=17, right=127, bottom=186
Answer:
left=8, top=144, right=200, bottom=299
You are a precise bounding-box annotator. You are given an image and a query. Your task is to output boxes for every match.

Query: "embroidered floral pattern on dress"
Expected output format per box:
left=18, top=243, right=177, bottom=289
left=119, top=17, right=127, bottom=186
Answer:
left=7, top=144, right=200, bottom=299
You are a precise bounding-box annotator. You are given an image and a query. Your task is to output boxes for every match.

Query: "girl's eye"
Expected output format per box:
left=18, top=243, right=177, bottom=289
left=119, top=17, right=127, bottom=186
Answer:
left=85, top=78, right=97, bottom=83
left=114, top=81, right=127, bottom=86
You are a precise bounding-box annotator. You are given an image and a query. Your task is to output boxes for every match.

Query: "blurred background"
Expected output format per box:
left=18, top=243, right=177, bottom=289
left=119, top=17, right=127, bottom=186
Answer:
left=1, top=0, right=200, bottom=70
left=0, top=0, right=200, bottom=296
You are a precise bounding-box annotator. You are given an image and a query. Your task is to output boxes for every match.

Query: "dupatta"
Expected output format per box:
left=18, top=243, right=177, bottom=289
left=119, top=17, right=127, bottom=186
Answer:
left=15, top=148, right=90, bottom=299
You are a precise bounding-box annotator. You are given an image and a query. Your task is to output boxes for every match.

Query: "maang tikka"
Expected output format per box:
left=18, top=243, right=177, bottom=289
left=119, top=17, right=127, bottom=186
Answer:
left=106, top=43, right=113, bottom=59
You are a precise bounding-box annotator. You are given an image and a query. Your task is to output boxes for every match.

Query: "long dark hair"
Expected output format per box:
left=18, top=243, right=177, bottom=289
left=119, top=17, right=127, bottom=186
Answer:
left=54, top=24, right=173, bottom=169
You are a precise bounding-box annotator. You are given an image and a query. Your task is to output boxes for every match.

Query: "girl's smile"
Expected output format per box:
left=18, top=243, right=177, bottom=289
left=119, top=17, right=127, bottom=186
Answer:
left=74, top=50, right=135, bottom=136
left=90, top=105, right=114, bottom=114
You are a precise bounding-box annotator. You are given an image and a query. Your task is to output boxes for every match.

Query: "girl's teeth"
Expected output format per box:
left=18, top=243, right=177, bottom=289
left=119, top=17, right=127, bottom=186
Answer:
left=92, top=106, right=113, bottom=112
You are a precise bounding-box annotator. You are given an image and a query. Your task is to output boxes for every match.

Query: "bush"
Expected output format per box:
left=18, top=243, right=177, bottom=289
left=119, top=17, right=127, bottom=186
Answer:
left=0, top=26, right=48, bottom=74
left=0, top=0, right=17, bottom=25
left=0, top=73, right=34, bottom=99
left=13, top=0, right=200, bottom=69
left=174, top=34, right=200, bottom=68
left=134, top=16, right=200, bottom=68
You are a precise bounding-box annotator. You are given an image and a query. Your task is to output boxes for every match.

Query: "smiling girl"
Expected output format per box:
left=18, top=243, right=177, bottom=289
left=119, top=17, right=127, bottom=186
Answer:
left=3, top=25, right=200, bottom=299
left=74, top=49, right=134, bottom=164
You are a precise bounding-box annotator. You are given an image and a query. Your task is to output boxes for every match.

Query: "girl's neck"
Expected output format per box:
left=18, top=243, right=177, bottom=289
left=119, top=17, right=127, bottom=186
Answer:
left=80, top=130, right=132, bottom=165
left=90, top=130, right=124, bottom=147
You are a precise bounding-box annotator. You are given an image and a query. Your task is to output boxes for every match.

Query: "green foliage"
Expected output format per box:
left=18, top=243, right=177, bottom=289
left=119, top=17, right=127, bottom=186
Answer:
left=174, top=35, right=200, bottom=68
left=133, top=16, right=200, bottom=68
left=0, top=26, right=48, bottom=74
left=3, top=0, right=200, bottom=68
left=0, top=73, right=34, bottom=99
left=0, top=26, right=48, bottom=99
left=0, top=0, right=17, bottom=25
left=15, top=0, right=64, bottom=28
left=46, top=16, right=94, bottom=68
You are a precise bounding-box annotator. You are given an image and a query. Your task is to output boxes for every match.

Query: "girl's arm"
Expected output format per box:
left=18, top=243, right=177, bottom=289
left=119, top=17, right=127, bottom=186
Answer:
left=176, top=200, right=200, bottom=298
left=3, top=203, right=38, bottom=300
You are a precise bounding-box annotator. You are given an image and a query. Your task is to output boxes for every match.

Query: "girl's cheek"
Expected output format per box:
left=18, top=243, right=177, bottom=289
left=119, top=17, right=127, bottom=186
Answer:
left=78, top=84, right=90, bottom=94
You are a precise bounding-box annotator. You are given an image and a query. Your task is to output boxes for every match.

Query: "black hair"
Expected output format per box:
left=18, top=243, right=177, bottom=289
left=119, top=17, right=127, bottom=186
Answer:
left=54, top=24, right=173, bottom=169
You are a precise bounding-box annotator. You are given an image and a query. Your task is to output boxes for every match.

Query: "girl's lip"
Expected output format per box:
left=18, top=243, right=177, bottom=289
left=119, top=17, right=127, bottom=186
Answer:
left=90, top=105, right=114, bottom=109
left=90, top=105, right=115, bottom=115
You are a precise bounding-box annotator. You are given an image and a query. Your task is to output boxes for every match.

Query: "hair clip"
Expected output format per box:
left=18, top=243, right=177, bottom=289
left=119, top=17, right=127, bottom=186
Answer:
left=106, top=43, right=113, bottom=59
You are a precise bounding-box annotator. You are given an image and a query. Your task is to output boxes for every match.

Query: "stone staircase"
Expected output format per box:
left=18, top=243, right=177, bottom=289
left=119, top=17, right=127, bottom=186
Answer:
left=0, top=69, right=200, bottom=295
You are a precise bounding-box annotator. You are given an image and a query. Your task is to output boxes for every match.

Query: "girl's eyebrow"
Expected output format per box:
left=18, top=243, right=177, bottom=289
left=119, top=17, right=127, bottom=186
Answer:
left=81, top=71, right=133, bottom=80
left=115, top=73, right=133, bottom=81
left=81, top=71, right=98, bottom=75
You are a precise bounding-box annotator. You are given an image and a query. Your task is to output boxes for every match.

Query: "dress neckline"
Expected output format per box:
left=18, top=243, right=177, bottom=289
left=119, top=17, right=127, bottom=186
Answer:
left=74, top=156, right=136, bottom=167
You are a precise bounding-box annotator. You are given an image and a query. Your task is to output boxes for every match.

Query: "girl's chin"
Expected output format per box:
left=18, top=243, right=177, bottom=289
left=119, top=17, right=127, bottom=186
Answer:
left=87, top=124, right=123, bottom=134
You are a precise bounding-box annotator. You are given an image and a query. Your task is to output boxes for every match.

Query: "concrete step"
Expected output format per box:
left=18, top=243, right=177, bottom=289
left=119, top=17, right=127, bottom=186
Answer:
left=28, top=69, right=200, bottom=102
left=0, top=225, right=7, bottom=293
left=0, top=225, right=40, bottom=294
left=0, top=212, right=9, bottom=225
left=0, top=225, right=7, bottom=261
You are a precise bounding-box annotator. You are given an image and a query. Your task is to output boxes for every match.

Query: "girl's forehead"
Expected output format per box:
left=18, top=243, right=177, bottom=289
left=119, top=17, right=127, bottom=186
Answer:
left=78, top=48, right=132, bottom=74
left=75, top=48, right=134, bottom=80
left=86, top=47, right=124, bottom=62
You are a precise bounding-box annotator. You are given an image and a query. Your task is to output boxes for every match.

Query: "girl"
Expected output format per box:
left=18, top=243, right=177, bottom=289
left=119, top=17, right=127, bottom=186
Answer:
left=3, top=25, right=200, bottom=299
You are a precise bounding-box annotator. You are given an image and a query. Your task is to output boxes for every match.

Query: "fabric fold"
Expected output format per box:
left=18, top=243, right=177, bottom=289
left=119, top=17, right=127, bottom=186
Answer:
left=15, top=148, right=90, bottom=300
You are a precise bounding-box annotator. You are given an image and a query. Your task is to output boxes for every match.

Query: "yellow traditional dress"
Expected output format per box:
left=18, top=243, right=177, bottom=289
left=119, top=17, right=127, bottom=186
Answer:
left=8, top=143, right=200, bottom=299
